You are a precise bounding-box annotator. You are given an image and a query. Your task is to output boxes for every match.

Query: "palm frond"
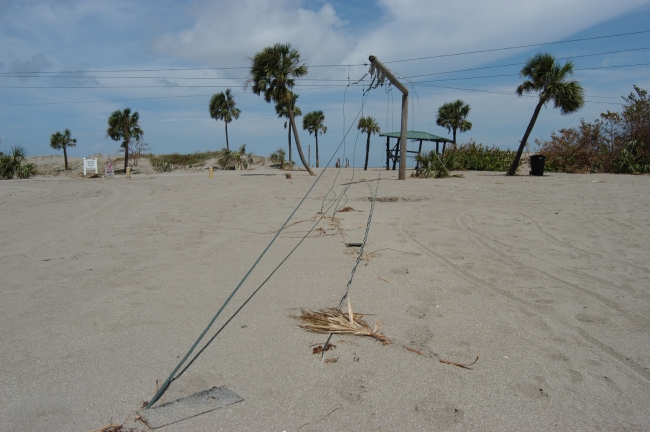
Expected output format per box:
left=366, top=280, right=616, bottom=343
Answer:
left=292, top=301, right=391, bottom=345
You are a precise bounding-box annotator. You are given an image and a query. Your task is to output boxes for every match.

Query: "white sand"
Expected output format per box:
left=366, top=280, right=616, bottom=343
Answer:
left=1, top=163, right=649, bottom=431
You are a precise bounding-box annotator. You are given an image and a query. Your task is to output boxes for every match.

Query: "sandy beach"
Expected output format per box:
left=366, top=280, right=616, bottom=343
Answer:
left=1, top=159, right=649, bottom=431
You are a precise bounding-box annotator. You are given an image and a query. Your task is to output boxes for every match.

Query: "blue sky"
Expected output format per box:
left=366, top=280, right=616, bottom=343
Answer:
left=1, top=0, right=650, bottom=168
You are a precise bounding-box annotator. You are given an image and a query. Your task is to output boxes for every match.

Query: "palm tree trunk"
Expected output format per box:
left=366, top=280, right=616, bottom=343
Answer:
left=124, top=139, right=129, bottom=171
left=288, top=107, right=314, bottom=175
left=225, top=122, right=229, bottom=151
left=315, top=134, right=319, bottom=168
left=63, top=146, right=68, bottom=170
left=288, top=126, right=292, bottom=169
left=452, top=128, right=457, bottom=148
left=508, top=98, right=545, bottom=176
left=364, top=132, right=370, bottom=170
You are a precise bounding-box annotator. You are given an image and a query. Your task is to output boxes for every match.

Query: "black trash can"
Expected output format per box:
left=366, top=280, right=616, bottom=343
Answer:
left=529, top=155, right=546, bottom=176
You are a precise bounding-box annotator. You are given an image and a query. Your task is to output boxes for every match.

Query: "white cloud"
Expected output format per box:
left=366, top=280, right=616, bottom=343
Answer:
left=343, top=0, right=650, bottom=72
left=154, top=0, right=354, bottom=71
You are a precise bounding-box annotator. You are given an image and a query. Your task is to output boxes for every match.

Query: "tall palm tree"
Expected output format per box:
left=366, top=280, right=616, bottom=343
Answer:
left=209, top=88, right=241, bottom=151
left=106, top=108, right=143, bottom=171
left=50, top=128, right=77, bottom=170
left=357, top=116, right=380, bottom=170
left=436, top=100, right=472, bottom=146
left=246, top=43, right=314, bottom=175
left=508, top=53, right=585, bottom=175
left=303, top=110, right=327, bottom=168
left=275, top=92, right=301, bottom=167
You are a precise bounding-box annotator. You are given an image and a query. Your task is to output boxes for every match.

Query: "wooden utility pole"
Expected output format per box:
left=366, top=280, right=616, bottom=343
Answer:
left=369, top=55, right=409, bottom=180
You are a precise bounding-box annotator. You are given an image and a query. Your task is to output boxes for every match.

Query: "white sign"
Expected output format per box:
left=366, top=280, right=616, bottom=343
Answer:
left=104, top=159, right=114, bottom=178
left=83, top=158, right=98, bottom=175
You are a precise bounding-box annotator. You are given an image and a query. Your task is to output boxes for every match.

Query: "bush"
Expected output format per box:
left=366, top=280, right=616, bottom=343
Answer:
left=151, top=160, right=174, bottom=173
left=538, top=86, right=650, bottom=174
left=148, top=150, right=221, bottom=167
left=0, top=146, right=37, bottom=179
left=415, top=150, right=456, bottom=178
left=415, top=141, right=519, bottom=177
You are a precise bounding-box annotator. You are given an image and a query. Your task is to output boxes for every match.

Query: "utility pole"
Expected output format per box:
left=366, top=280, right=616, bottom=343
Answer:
left=369, top=55, right=409, bottom=180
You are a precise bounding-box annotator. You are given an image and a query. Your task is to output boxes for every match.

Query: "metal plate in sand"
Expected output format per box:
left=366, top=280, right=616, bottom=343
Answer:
left=137, top=386, right=243, bottom=429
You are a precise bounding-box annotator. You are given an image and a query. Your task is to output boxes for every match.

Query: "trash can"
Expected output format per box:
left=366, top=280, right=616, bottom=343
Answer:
left=529, top=155, right=546, bottom=176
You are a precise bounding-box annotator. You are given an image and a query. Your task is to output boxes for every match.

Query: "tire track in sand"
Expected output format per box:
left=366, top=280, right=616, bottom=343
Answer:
left=398, top=215, right=650, bottom=383
left=522, top=212, right=650, bottom=276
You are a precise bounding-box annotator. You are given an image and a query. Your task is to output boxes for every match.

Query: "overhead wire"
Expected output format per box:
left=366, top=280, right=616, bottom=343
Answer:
left=2, top=29, right=648, bottom=76
left=146, top=84, right=371, bottom=409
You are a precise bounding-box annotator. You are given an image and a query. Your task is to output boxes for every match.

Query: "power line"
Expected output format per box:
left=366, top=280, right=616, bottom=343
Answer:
left=0, top=93, right=215, bottom=107
left=5, top=46, right=648, bottom=82
left=384, top=29, right=650, bottom=64
left=0, top=83, right=348, bottom=89
left=2, top=29, right=648, bottom=75
left=416, top=83, right=624, bottom=105
left=410, top=61, right=650, bottom=85
left=3, top=60, right=648, bottom=90
left=404, top=46, right=650, bottom=80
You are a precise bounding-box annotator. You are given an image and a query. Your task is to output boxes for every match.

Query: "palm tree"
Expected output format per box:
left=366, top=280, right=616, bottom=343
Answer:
left=303, top=110, right=327, bottom=168
left=233, top=144, right=254, bottom=170
left=357, top=116, right=380, bottom=170
left=436, top=100, right=472, bottom=146
left=0, top=145, right=36, bottom=179
left=269, top=148, right=287, bottom=169
left=209, top=88, right=241, bottom=151
left=50, top=128, right=77, bottom=170
left=106, top=108, right=143, bottom=171
left=246, top=43, right=314, bottom=175
left=508, top=53, right=585, bottom=175
left=275, top=92, right=301, bottom=167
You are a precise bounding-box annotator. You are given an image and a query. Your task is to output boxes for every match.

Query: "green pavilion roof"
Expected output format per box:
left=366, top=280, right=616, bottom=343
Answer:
left=379, top=130, right=453, bottom=143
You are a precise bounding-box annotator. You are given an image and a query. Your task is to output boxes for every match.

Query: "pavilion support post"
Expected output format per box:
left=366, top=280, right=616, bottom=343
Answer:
left=392, top=140, right=399, bottom=170
left=370, top=55, right=409, bottom=180
left=416, top=140, right=423, bottom=170
left=386, top=137, right=390, bottom=170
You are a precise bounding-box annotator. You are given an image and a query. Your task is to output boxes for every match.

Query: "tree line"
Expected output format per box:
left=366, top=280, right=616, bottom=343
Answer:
left=10, top=43, right=648, bottom=179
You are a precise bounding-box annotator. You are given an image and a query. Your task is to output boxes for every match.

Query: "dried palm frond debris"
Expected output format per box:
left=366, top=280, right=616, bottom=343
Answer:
left=312, top=343, right=336, bottom=354
left=293, top=299, right=391, bottom=345
left=87, top=424, right=125, bottom=432
left=439, top=355, right=479, bottom=370
left=403, top=345, right=425, bottom=356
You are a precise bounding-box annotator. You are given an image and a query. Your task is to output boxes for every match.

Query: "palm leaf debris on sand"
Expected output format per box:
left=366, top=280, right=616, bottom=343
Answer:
left=293, top=299, right=391, bottom=345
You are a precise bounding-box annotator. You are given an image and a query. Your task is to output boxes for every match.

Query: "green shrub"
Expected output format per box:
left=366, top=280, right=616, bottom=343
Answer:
left=0, top=146, right=37, bottom=179
left=148, top=150, right=220, bottom=167
left=151, top=160, right=174, bottom=172
left=416, top=141, right=518, bottom=177
left=538, top=86, right=650, bottom=174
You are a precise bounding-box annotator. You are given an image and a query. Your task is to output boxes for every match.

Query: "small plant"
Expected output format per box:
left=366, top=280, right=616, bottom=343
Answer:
left=0, top=146, right=37, bottom=179
left=613, top=141, right=650, bottom=174
left=269, top=148, right=287, bottom=169
left=415, top=150, right=456, bottom=178
left=216, top=144, right=253, bottom=170
left=151, top=160, right=174, bottom=172
left=131, top=140, right=151, bottom=167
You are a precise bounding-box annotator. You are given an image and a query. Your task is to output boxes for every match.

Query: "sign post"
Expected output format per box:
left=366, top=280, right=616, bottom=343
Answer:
left=83, top=158, right=98, bottom=176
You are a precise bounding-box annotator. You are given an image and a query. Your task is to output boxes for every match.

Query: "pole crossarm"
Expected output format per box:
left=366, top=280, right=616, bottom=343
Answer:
left=368, top=56, right=409, bottom=96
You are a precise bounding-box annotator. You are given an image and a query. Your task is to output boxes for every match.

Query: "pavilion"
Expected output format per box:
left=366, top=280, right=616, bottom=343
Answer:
left=379, top=130, right=454, bottom=170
